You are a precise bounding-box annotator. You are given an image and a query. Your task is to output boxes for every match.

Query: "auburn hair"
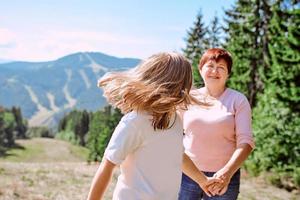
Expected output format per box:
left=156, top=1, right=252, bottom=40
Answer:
left=98, top=52, right=204, bottom=130
left=199, top=48, right=233, bottom=74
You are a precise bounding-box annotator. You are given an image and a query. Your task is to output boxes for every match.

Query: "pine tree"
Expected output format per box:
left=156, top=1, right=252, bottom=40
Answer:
left=182, top=10, right=209, bottom=87
left=224, top=0, right=271, bottom=107
left=249, top=1, right=300, bottom=188
left=87, top=110, right=108, bottom=162
left=223, top=0, right=300, bottom=188
left=58, top=115, right=67, bottom=132
left=75, top=110, right=90, bottom=146
left=3, top=112, right=16, bottom=147
left=208, top=15, right=222, bottom=48
left=11, top=106, right=27, bottom=139
left=0, top=109, right=5, bottom=154
left=87, top=106, right=122, bottom=162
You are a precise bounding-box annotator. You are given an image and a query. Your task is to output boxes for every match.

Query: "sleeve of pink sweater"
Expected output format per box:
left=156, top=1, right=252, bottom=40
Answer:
left=235, top=95, right=255, bottom=149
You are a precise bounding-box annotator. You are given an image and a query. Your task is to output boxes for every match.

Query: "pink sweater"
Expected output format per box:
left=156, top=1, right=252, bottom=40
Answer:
left=183, top=87, right=255, bottom=172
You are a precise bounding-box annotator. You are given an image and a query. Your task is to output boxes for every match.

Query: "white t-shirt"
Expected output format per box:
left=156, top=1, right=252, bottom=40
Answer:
left=104, top=111, right=184, bottom=200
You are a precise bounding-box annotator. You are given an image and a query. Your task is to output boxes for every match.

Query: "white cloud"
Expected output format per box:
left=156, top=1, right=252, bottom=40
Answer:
left=0, top=28, right=16, bottom=47
left=35, top=30, right=162, bottom=60
left=0, top=27, right=184, bottom=61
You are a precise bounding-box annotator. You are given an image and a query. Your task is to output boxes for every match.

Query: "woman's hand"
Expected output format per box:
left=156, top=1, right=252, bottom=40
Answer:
left=207, top=181, right=228, bottom=196
left=182, top=153, right=224, bottom=197
left=207, top=168, right=233, bottom=196
left=207, top=144, right=253, bottom=196
left=198, top=176, right=223, bottom=197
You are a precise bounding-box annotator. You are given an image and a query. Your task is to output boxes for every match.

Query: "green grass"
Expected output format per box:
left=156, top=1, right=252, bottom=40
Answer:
left=0, top=141, right=44, bottom=162
left=21, top=175, right=34, bottom=187
left=0, top=138, right=90, bottom=162
left=69, top=143, right=90, bottom=160
left=0, top=167, right=5, bottom=174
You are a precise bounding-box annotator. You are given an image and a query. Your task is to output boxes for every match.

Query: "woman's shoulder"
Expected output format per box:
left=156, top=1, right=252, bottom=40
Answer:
left=193, top=87, right=205, bottom=94
left=190, top=87, right=207, bottom=99
left=121, top=110, right=151, bottom=126
left=226, top=88, right=251, bottom=109
left=226, top=88, right=248, bottom=101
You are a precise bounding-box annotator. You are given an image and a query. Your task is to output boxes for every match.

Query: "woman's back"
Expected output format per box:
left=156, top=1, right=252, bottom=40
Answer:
left=105, top=111, right=184, bottom=199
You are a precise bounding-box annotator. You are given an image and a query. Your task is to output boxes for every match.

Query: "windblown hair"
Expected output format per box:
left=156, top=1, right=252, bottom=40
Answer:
left=98, top=52, right=202, bottom=130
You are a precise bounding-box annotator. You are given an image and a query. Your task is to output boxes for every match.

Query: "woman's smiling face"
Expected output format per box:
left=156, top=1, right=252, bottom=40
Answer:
left=200, top=58, right=229, bottom=88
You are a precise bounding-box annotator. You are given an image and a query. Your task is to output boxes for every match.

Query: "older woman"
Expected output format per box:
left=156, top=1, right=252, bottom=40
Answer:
left=179, top=48, right=255, bottom=200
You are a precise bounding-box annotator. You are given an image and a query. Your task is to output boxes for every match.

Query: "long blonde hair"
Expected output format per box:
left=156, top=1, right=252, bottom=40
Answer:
left=98, top=52, right=201, bottom=130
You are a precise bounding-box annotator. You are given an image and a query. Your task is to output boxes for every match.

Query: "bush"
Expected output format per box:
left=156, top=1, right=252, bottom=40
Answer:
left=27, top=127, right=54, bottom=138
left=245, top=85, right=300, bottom=189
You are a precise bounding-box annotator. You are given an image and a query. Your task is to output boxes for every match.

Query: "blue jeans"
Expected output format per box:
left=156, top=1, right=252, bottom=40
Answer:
left=178, top=170, right=240, bottom=200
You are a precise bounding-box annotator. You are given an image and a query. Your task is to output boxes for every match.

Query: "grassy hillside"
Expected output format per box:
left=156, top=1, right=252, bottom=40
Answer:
left=0, top=138, right=89, bottom=162
left=0, top=138, right=299, bottom=200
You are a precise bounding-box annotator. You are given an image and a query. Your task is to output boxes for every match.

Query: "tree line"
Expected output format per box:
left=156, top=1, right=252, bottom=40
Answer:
left=0, top=104, right=122, bottom=163
left=0, top=106, right=27, bottom=155
left=56, top=106, right=122, bottom=162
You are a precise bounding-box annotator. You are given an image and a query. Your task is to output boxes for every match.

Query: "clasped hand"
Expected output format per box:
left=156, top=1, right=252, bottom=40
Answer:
left=199, top=170, right=232, bottom=197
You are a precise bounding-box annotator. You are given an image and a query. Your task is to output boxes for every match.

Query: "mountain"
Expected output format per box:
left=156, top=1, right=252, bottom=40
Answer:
left=0, top=52, right=140, bottom=127
left=0, top=59, right=13, bottom=64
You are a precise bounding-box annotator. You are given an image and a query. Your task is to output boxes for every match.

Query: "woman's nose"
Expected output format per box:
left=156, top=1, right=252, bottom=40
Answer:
left=211, top=67, right=218, bottom=73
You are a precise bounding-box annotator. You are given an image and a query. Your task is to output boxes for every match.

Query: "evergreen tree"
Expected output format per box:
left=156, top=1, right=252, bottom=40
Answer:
left=58, top=114, right=67, bottom=132
left=183, top=10, right=209, bottom=87
left=266, top=0, right=300, bottom=109
left=224, top=0, right=271, bottom=107
left=249, top=1, right=300, bottom=188
left=222, top=0, right=300, bottom=188
left=27, top=126, right=52, bottom=138
left=11, top=106, right=27, bottom=139
left=87, top=111, right=105, bottom=162
left=75, top=110, right=90, bottom=146
left=0, top=106, right=26, bottom=154
left=0, top=108, right=5, bottom=154
left=87, top=106, right=123, bottom=162
left=208, top=15, right=222, bottom=48
left=3, top=112, right=16, bottom=147
left=110, top=108, right=123, bottom=129
left=56, top=110, right=90, bottom=146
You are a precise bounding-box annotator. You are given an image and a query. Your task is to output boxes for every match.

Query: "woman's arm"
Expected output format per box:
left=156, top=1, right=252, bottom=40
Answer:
left=210, top=95, right=255, bottom=195
left=87, top=159, right=116, bottom=200
left=209, top=143, right=253, bottom=195
left=218, top=143, right=253, bottom=179
left=182, top=153, right=222, bottom=197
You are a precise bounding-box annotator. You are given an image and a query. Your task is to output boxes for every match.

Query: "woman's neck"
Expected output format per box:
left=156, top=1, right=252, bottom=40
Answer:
left=204, top=85, right=226, bottom=98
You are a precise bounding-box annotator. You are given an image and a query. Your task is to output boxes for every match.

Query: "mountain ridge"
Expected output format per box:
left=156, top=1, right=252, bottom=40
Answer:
left=0, top=52, right=141, bottom=127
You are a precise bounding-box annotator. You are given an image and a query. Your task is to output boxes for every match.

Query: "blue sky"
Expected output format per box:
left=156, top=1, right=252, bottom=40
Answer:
left=0, top=0, right=235, bottom=61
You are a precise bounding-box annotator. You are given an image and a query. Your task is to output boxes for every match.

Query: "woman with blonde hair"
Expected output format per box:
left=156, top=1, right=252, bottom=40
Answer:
left=87, top=52, right=221, bottom=200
